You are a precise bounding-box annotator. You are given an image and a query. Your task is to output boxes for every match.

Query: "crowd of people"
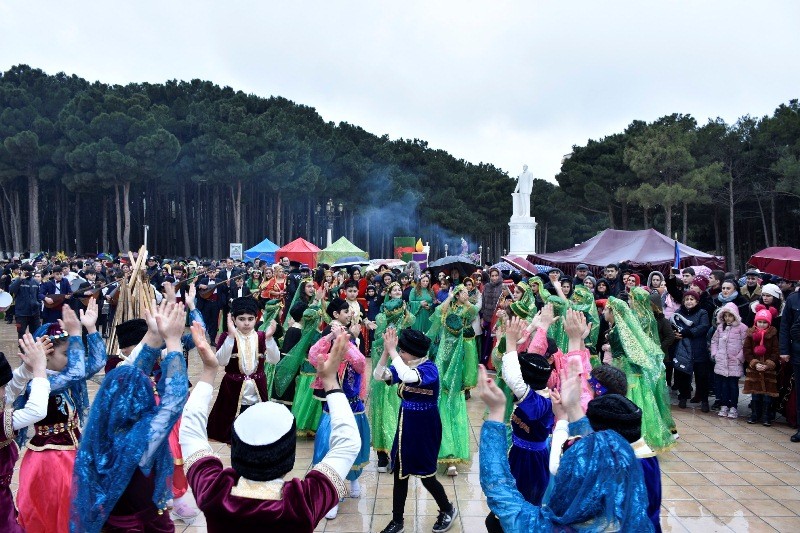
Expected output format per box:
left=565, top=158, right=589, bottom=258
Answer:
left=0, top=251, right=799, bottom=532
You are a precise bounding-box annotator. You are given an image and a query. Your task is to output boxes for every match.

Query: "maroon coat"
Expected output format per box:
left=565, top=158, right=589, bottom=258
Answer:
left=188, top=456, right=341, bottom=532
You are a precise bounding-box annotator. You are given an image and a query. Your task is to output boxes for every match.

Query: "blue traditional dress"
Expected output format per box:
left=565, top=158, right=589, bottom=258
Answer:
left=508, top=389, right=553, bottom=505
left=387, top=359, right=442, bottom=478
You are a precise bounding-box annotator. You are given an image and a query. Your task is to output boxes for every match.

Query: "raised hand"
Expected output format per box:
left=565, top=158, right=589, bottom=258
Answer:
left=162, top=281, right=177, bottom=304
left=227, top=313, right=237, bottom=338
left=564, top=309, right=587, bottom=341
left=550, top=388, right=567, bottom=421
left=559, top=356, right=586, bottom=421
left=538, top=303, right=555, bottom=329
left=79, top=298, right=99, bottom=331
left=186, top=283, right=197, bottom=310
left=477, top=364, right=507, bottom=422
left=157, top=302, right=186, bottom=344
left=318, top=334, right=347, bottom=390
left=18, top=333, right=48, bottom=377
left=262, top=319, right=277, bottom=339
left=60, top=305, right=82, bottom=336
left=191, top=321, right=217, bottom=371
left=505, top=316, right=524, bottom=349
left=383, top=328, right=398, bottom=352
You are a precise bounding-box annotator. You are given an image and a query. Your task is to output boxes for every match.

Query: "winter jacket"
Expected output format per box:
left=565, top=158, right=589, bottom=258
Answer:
left=481, top=279, right=504, bottom=320
left=709, top=303, right=747, bottom=378
left=655, top=314, right=676, bottom=358
left=9, top=275, right=42, bottom=317
left=780, top=291, right=800, bottom=365
left=740, top=284, right=762, bottom=303
left=743, top=325, right=779, bottom=397
left=671, top=305, right=710, bottom=374
left=713, top=292, right=751, bottom=326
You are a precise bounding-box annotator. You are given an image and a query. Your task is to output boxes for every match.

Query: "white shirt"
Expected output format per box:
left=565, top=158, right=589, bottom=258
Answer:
left=216, top=332, right=280, bottom=405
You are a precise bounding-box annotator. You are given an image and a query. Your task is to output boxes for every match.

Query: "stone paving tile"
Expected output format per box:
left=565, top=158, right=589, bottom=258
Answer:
left=4, top=323, right=800, bottom=532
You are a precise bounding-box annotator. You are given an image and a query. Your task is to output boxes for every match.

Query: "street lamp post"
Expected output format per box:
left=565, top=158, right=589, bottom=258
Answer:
left=315, top=199, right=344, bottom=247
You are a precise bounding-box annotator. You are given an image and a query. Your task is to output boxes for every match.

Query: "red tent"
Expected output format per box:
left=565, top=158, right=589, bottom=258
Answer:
left=528, top=228, right=725, bottom=277
left=275, top=238, right=321, bottom=269
left=748, top=247, right=800, bottom=281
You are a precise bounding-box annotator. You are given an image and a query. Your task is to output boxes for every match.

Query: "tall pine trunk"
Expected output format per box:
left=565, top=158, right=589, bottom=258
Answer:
left=74, top=193, right=82, bottom=253
left=114, top=185, right=123, bottom=252
left=122, top=182, right=131, bottom=252
left=212, top=189, right=221, bottom=258
left=1, top=186, right=22, bottom=253
left=230, top=180, right=242, bottom=243
left=27, top=173, right=40, bottom=252
left=101, top=198, right=109, bottom=252
left=728, top=179, right=736, bottom=272
left=275, top=191, right=282, bottom=244
left=682, top=201, right=688, bottom=244
left=770, top=195, right=777, bottom=246
left=180, top=187, right=191, bottom=257
left=664, top=204, right=673, bottom=238
left=756, top=195, right=770, bottom=248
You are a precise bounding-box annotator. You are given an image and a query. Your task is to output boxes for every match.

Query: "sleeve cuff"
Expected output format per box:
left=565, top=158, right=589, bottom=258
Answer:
left=313, top=462, right=349, bottom=499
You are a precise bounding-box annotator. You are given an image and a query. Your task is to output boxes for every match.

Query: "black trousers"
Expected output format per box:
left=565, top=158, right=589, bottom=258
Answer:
left=675, top=361, right=710, bottom=401
left=15, top=314, right=41, bottom=339
left=392, top=468, right=451, bottom=523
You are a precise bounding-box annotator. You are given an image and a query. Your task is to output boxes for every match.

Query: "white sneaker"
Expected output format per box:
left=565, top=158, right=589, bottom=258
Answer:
left=350, top=479, right=361, bottom=498
left=718, top=406, right=729, bottom=417
left=325, top=503, right=340, bottom=520
left=728, top=407, right=738, bottom=419
left=170, top=492, right=200, bottom=525
left=446, top=465, right=458, bottom=477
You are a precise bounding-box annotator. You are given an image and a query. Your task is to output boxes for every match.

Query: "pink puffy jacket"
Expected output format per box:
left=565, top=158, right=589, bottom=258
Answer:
left=710, top=302, right=748, bottom=377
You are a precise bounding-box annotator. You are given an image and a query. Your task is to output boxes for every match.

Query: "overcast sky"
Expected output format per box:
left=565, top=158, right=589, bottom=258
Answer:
left=2, top=1, right=799, bottom=183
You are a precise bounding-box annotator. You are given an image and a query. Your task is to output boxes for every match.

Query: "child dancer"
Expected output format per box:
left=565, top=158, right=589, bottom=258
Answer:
left=308, top=298, right=370, bottom=520
left=744, top=308, right=780, bottom=425
left=71, top=302, right=189, bottom=532
left=374, top=328, right=458, bottom=533
left=207, top=297, right=280, bottom=443
left=16, top=301, right=107, bottom=533
left=1, top=336, right=50, bottom=533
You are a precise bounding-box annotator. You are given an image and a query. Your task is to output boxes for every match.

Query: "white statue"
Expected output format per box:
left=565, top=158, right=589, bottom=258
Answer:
left=512, top=164, right=534, bottom=218
left=460, top=237, right=468, bottom=255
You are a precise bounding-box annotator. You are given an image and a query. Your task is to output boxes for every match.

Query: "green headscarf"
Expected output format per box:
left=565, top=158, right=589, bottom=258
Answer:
left=606, top=296, right=662, bottom=371
left=509, top=281, right=535, bottom=319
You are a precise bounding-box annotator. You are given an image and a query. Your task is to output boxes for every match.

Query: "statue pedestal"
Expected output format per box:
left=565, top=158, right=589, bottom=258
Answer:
left=509, top=216, right=537, bottom=257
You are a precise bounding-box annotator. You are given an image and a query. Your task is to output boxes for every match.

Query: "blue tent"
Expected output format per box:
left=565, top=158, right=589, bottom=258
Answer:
left=244, top=237, right=280, bottom=264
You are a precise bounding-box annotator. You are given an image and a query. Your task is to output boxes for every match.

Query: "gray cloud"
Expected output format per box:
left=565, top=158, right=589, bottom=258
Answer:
left=2, top=1, right=799, bottom=183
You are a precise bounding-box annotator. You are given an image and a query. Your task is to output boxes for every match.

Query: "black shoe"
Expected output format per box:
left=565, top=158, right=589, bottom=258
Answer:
left=763, top=419, right=772, bottom=427
left=678, top=399, right=687, bottom=408
left=711, top=400, right=722, bottom=410
left=377, top=453, right=390, bottom=473
left=747, top=418, right=757, bottom=424
left=464, top=390, right=471, bottom=400
left=701, top=401, right=710, bottom=413
left=432, top=507, right=458, bottom=533
left=380, top=520, right=405, bottom=533
left=791, top=431, right=800, bottom=443
left=690, top=397, right=701, bottom=404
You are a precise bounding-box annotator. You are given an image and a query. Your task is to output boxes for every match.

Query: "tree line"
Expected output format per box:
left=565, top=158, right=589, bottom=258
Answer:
left=0, top=65, right=512, bottom=260
left=536, top=102, right=800, bottom=272
left=2, top=64, right=799, bottom=270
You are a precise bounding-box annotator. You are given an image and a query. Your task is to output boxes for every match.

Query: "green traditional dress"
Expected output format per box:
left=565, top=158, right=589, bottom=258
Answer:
left=369, top=296, right=415, bottom=453
left=279, top=287, right=325, bottom=436
left=546, top=285, right=601, bottom=367
left=628, top=287, right=678, bottom=437
left=607, top=296, right=677, bottom=452
left=408, top=286, right=436, bottom=332
left=258, top=299, right=284, bottom=397
left=427, top=295, right=479, bottom=464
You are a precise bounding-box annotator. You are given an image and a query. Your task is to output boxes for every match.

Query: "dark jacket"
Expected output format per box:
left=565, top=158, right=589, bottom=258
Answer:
left=9, top=276, right=42, bottom=317
left=480, top=280, right=504, bottom=320
left=780, top=291, right=800, bottom=364
left=672, top=305, right=711, bottom=370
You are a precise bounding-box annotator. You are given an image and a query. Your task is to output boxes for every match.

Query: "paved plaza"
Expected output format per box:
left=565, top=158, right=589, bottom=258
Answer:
left=5, top=323, right=800, bottom=532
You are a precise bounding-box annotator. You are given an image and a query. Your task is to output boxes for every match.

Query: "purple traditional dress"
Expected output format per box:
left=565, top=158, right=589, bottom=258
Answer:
left=1, top=410, right=23, bottom=532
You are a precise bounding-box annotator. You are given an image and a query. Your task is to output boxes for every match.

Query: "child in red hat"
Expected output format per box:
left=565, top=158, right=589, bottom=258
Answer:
left=743, top=308, right=780, bottom=425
